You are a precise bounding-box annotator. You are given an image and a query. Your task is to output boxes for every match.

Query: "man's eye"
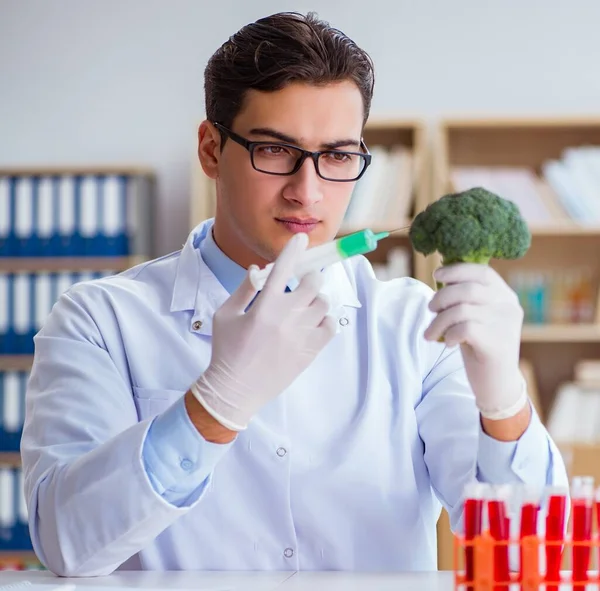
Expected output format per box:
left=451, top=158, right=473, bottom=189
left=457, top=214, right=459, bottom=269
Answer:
left=259, top=145, right=287, bottom=155
left=326, top=152, right=352, bottom=162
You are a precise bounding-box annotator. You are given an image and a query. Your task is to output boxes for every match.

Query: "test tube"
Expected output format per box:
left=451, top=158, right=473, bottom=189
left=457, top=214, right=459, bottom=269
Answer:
left=487, top=484, right=511, bottom=591
left=572, top=476, right=594, bottom=591
left=518, top=486, right=540, bottom=588
left=463, top=482, right=487, bottom=591
left=544, top=485, right=568, bottom=591
left=594, top=486, right=600, bottom=585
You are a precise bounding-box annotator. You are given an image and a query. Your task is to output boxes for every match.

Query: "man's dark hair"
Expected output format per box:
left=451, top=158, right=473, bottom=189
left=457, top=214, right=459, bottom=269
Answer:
left=204, top=11, right=375, bottom=135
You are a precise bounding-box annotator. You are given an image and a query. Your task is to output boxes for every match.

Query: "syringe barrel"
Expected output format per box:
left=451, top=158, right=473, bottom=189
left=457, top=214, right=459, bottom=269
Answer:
left=248, top=240, right=341, bottom=291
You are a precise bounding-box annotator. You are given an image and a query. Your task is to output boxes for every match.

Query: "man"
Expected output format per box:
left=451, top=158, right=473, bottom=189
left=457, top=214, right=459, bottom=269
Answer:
left=22, top=11, right=567, bottom=577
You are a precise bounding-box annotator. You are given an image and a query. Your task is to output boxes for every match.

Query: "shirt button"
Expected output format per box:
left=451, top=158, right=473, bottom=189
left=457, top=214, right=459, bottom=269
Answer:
left=284, top=548, right=294, bottom=558
left=180, top=459, right=194, bottom=471
left=276, top=447, right=287, bottom=457
left=339, top=317, right=349, bottom=326
left=192, top=320, right=203, bottom=330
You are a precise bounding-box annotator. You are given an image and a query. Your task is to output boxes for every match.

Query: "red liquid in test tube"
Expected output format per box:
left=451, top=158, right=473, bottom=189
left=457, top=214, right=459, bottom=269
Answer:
left=572, top=476, right=593, bottom=591
left=544, top=485, right=568, bottom=591
left=463, top=482, right=487, bottom=591
left=487, top=485, right=511, bottom=591
left=595, top=487, right=600, bottom=588
left=518, top=486, right=540, bottom=588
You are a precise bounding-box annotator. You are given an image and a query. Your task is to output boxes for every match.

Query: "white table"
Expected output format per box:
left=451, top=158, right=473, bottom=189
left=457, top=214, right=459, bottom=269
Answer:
left=2, top=570, right=595, bottom=590
left=0, top=569, right=457, bottom=591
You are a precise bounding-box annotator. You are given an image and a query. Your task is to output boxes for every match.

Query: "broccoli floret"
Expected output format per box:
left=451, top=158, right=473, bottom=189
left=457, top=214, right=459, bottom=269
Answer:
left=409, top=187, right=531, bottom=270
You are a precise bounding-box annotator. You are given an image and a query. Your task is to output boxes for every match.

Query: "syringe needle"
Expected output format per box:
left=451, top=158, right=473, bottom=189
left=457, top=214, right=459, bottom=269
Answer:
left=386, top=225, right=411, bottom=235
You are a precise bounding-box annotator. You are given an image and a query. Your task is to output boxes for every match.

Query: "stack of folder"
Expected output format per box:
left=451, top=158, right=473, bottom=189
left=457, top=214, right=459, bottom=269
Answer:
left=0, top=167, right=155, bottom=563
left=0, top=171, right=154, bottom=257
left=0, top=270, right=115, bottom=354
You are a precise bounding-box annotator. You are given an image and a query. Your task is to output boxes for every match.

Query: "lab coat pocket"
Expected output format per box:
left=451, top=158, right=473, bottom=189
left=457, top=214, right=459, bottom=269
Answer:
left=131, top=387, right=185, bottom=420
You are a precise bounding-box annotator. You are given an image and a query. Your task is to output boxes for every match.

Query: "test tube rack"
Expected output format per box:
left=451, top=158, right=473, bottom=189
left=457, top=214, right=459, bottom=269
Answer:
left=453, top=532, right=600, bottom=591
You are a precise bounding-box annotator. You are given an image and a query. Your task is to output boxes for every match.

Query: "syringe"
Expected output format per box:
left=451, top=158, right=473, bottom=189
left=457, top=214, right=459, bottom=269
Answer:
left=248, top=228, right=391, bottom=291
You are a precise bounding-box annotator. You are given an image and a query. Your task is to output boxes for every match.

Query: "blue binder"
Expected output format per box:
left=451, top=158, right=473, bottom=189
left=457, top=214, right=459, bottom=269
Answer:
left=1, top=275, right=15, bottom=354
left=48, top=176, right=62, bottom=256
left=12, top=274, right=33, bottom=355
left=58, top=175, right=76, bottom=256
left=36, top=175, right=56, bottom=258
left=71, top=175, right=84, bottom=256
left=7, top=177, right=17, bottom=257
left=0, top=372, right=23, bottom=452
left=0, top=466, right=16, bottom=550
left=102, top=174, right=122, bottom=256
left=0, top=373, right=4, bottom=451
left=0, top=274, right=8, bottom=354
left=14, top=467, right=32, bottom=550
left=13, top=177, right=36, bottom=257
left=0, top=176, right=11, bottom=257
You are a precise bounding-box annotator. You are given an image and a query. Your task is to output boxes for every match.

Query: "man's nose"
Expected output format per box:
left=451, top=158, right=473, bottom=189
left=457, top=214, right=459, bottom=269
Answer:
left=282, top=157, right=323, bottom=206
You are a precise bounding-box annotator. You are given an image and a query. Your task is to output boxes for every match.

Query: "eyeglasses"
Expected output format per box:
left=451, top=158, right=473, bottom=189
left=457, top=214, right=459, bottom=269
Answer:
left=213, top=122, right=372, bottom=182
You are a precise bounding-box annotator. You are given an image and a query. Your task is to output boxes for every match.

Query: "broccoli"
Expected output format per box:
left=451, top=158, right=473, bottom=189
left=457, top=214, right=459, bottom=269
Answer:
left=409, top=187, right=531, bottom=289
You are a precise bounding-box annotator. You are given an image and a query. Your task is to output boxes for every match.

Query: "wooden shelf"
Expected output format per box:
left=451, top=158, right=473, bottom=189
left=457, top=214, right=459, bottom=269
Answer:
left=438, top=116, right=600, bottom=128
left=0, top=452, right=21, bottom=466
left=0, top=256, right=144, bottom=272
left=529, top=225, right=600, bottom=236
left=0, top=356, right=33, bottom=371
left=521, top=324, right=600, bottom=342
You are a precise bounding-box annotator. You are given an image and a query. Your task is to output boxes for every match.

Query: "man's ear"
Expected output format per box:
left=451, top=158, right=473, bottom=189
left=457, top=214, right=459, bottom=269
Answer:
left=198, top=120, right=221, bottom=180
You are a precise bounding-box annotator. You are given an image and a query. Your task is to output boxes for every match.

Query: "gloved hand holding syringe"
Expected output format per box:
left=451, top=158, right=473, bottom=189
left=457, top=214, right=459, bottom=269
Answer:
left=191, top=227, right=405, bottom=431
left=248, top=227, right=403, bottom=290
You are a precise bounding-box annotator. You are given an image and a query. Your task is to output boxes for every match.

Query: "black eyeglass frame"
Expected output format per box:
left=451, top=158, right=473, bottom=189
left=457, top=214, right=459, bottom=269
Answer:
left=213, top=121, right=372, bottom=182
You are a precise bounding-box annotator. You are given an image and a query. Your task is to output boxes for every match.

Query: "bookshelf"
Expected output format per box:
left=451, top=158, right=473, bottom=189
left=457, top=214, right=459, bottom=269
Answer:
left=432, top=116, right=600, bottom=569
left=433, top=117, right=600, bottom=415
left=190, top=118, right=432, bottom=284
left=0, top=166, right=155, bottom=570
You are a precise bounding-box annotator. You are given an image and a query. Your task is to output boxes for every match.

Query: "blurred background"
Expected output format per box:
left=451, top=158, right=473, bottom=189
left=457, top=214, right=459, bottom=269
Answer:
left=2, top=0, right=600, bottom=572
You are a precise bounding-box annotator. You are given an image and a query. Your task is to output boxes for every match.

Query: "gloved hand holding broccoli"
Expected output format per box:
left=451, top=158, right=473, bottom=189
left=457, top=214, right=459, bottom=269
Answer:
left=409, top=186, right=531, bottom=290
left=410, top=187, right=532, bottom=423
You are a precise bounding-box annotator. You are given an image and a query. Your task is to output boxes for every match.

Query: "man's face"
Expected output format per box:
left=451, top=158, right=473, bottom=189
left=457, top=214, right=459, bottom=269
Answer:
left=198, top=80, right=365, bottom=269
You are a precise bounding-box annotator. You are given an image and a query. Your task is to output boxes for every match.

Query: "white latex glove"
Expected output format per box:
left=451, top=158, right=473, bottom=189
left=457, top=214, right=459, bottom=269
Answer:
left=424, top=263, right=528, bottom=420
left=190, top=232, right=337, bottom=431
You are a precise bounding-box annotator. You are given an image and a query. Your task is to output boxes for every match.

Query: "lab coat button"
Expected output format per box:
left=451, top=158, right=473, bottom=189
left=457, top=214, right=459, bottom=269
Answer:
left=180, top=459, right=194, bottom=471
left=284, top=548, right=294, bottom=558
left=276, top=447, right=287, bottom=457
left=192, top=320, right=203, bottom=331
left=339, top=317, right=349, bottom=326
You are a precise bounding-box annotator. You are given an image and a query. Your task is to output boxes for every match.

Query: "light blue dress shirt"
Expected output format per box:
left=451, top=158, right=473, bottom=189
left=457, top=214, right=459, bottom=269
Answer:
left=21, top=218, right=568, bottom=577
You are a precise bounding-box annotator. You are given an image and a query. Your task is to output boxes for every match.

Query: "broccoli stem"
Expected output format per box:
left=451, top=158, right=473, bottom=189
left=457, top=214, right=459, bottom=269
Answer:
left=435, top=255, right=491, bottom=291
left=441, top=255, right=491, bottom=266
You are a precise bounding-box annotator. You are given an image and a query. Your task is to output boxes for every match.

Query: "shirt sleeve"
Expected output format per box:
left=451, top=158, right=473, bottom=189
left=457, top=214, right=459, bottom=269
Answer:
left=416, top=345, right=569, bottom=534
left=143, top=395, right=233, bottom=506
left=21, top=289, right=229, bottom=577
left=476, top=400, right=564, bottom=486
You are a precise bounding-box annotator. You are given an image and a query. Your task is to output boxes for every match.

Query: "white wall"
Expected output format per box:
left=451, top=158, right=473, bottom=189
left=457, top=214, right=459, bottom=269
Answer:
left=2, top=0, right=600, bottom=255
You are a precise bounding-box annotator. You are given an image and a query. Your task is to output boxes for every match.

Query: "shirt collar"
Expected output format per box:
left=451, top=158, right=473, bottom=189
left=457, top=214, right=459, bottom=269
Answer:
left=170, top=218, right=224, bottom=314
left=171, top=218, right=361, bottom=333
left=199, top=223, right=247, bottom=295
